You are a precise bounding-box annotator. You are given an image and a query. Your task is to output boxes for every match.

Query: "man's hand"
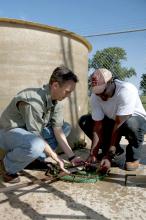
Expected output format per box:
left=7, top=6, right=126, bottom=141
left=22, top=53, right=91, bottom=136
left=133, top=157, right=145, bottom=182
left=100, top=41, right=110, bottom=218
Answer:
left=70, top=156, right=85, bottom=166
left=109, top=145, right=116, bottom=155
left=57, top=159, right=70, bottom=174
left=100, top=158, right=111, bottom=174
left=86, top=155, right=97, bottom=164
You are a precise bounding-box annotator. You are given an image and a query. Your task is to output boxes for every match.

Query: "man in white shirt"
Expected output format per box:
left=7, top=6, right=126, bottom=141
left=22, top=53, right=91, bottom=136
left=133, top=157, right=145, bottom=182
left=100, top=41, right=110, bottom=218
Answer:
left=79, top=68, right=146, bottom=172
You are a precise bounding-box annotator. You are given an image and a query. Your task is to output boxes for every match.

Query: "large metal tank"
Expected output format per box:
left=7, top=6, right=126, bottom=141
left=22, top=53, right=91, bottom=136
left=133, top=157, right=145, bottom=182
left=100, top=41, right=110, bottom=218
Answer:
left=0, top=18, right=92, bottom=144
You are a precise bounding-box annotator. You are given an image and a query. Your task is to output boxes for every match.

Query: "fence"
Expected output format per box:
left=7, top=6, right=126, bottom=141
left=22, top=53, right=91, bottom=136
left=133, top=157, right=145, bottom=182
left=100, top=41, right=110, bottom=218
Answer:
left=84, top=29, right=146, bottom=107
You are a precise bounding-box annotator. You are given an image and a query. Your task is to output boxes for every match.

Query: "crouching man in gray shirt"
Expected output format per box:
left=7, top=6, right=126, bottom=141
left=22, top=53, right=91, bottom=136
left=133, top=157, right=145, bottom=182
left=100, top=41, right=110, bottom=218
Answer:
left=0, top=66, right=83, bottom=183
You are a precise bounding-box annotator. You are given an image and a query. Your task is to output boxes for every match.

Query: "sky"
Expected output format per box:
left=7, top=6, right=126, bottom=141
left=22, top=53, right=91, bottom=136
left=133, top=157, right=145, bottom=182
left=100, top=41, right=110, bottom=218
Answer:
left=0, top=0, right=146, bottom=88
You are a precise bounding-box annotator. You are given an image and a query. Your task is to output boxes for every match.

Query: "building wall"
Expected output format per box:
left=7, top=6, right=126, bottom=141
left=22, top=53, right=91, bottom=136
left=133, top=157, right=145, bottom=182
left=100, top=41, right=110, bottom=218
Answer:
left=0, top=19, right=92, bottom=144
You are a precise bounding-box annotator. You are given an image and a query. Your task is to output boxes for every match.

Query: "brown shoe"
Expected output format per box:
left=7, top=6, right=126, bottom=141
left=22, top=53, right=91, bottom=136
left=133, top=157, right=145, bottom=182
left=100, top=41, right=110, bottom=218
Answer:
left=0, top=160, right=5, bottom=175
left=3, top=172, right=20, bottom=184
left=0, top=160, right=20, bottom=183
left=125, top=161, right=139, bottom=171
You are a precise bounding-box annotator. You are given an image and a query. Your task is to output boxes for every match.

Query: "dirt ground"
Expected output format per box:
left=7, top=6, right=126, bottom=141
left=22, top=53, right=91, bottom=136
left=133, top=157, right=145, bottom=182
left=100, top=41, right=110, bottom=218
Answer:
left=0, top=137, right=146, bottom=220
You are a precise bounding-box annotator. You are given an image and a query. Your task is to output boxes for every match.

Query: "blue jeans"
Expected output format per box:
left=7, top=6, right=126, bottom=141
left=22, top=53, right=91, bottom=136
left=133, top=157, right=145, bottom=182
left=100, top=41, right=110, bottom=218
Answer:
left=39, top=122, right=71, bottom=160
left=0, top=122, right=71, bottom=174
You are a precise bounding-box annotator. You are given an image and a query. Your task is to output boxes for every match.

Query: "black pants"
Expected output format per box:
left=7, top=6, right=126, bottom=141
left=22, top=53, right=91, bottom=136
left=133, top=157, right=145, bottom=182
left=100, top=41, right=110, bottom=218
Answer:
left=78, top=114, right=146, bottom=162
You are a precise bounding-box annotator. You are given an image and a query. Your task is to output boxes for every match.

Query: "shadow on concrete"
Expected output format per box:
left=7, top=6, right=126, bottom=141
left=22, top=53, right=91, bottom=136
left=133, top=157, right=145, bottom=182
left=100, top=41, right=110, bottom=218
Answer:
left=103, top=170, right=146, bottom=188
left=103, top=173, right=126, bottom=186
left=0, top=170, right=109, bottom=220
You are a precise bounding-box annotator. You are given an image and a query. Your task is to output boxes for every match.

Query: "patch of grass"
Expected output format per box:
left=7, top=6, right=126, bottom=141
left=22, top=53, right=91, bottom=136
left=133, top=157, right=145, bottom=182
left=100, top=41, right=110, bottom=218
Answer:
left=140, top=95, right=146, bottom=109
left=141, top=95, right=146, bottom=102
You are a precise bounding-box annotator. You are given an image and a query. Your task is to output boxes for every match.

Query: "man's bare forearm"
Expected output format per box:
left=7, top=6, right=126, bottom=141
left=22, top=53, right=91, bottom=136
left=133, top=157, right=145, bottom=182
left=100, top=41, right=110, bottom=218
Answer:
left=44, top=144, right=60, bottom=163
left=53, top=127, right=75, bottom=158
left=90, top=132, right=100, bottom=156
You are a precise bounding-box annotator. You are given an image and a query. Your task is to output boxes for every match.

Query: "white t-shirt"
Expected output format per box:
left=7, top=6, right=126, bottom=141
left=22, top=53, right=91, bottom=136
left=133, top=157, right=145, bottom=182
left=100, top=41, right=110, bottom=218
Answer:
left=91, top=80, right=146, bottom=121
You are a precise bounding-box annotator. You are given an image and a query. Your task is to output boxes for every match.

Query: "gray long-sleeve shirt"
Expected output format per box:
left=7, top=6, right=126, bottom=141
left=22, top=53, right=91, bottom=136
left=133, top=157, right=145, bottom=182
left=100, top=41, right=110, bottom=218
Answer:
left=0, top=84, right=64, bottom=135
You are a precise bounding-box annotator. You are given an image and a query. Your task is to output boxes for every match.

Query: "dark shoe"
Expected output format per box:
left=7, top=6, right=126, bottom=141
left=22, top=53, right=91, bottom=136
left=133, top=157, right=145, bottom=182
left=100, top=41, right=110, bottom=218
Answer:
left=3, top=172, right=20, bottom=183
left=0, top=160, right=20, bottom=183
left=0, top=159, right=5, bottom=175
left=0, top=149, right=6, bottom=160
left=125, top=161, right=139, bottom=171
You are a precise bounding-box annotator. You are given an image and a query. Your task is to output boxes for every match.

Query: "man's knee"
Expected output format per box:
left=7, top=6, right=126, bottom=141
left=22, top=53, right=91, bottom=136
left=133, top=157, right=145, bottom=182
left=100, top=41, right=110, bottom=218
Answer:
left=78, top=114, right=91, bottom=129
left=28, top=137, right=46, bottom=158
left=78, top=115, right=85, bottom=128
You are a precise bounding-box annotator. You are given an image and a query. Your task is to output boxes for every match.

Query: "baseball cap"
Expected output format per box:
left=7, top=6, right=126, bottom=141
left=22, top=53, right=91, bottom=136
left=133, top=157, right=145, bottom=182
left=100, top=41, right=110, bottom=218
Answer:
left=91, top=68, right=112, bottom=94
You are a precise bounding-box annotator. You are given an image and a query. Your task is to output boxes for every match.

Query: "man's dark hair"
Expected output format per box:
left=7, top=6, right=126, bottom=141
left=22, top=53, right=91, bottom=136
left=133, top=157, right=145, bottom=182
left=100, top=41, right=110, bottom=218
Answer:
left=49, top=66, right=79, bottom=85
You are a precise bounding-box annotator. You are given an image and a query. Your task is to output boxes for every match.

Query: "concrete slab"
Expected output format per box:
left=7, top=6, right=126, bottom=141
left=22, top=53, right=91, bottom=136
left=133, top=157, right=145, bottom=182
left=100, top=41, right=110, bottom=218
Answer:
left=0, top=140, right=146, bottom=220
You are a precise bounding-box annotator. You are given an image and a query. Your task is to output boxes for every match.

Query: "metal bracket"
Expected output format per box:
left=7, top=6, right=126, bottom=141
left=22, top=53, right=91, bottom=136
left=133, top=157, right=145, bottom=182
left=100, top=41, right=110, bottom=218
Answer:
left=125, top=174, right=136, bottom=186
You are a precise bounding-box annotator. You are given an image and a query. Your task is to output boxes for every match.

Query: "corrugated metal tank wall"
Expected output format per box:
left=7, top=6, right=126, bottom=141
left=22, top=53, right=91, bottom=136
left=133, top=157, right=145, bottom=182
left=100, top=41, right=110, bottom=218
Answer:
left=0, top=18, right=92, bottom=145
